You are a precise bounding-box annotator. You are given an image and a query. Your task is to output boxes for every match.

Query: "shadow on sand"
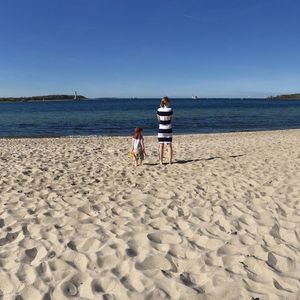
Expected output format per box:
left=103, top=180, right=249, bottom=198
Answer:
left=143, top=154, right=245, bottom=166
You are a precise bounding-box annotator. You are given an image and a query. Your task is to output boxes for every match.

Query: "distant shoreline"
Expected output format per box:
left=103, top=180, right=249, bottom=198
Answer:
left=2, top=96, right=300, bottom=102
left=0, top=94, right=87, bottom=102
left=267, top=93, right=300, bottom=100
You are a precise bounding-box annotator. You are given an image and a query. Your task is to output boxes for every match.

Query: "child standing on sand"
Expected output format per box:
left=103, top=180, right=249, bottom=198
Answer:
left=131, top=127, right=146, bottom=167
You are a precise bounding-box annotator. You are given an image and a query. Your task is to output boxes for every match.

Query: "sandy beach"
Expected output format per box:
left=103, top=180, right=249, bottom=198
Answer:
left=0, top=129, right=299, bottom=300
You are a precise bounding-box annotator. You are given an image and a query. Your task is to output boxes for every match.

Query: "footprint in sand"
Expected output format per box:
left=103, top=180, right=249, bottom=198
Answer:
left=126, top=248, right=138, bottom=257
left=266, top=252, right=295, bottom=273
left=121, top=275, right=144, bottom=293
left=16, top=264, right=37, bottom=285
left=180, top=272, right=205, bottom=294
left=61, top=281, right=78, bottom=297
left=78, top=203, right=99, bottom=217
left=91, top=277, right=118, bottom=293
left=17, top=286, right=42, bottom=299
left=137, top=255, right=172, bottom=270
left=147, top=231, right=181, bottom=244
left=0, top=273, right=14, bottom=299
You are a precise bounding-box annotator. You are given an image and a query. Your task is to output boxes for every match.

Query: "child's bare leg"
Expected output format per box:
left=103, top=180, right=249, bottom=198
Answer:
left=133, top=157, right=138, bottom=167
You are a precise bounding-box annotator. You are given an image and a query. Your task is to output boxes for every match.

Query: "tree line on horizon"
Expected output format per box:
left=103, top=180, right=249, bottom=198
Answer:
left=0, top=94, right=87, bottom=102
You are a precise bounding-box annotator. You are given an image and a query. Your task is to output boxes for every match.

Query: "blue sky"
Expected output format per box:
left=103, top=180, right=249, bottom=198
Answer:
left=0, top=0, right=299, bottom=98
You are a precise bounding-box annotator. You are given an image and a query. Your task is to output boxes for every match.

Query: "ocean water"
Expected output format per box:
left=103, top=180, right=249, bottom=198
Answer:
left=0, top=98, right=300, bottom=138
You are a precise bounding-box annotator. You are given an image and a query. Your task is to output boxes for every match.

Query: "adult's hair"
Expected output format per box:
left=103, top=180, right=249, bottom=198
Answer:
left=133, top=127, right=143, bottom=139
left=160, top=96, right=170, bottom=108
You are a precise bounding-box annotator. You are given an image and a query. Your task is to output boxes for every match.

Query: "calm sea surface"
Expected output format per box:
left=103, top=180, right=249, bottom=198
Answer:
left=0, top=98, right=300, bottom=138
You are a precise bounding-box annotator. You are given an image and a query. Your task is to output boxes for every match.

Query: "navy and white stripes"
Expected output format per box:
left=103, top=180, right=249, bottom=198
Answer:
left=157, top=106, right=173, bottom=144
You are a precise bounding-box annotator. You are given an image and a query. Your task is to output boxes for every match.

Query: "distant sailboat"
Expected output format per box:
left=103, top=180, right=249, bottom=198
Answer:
left=74, top=90, right=78, bottom=100
left=192, top=95, right=198, bottom=100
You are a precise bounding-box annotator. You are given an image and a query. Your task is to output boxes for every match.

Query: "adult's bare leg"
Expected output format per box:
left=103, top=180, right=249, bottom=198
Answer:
left=168, top=143, right=173, bottom=165
left=159, top=143, right=164, bottom=165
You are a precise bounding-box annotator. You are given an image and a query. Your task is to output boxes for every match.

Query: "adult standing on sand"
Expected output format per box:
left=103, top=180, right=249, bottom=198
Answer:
left=157, top=96, right=173, bottom=165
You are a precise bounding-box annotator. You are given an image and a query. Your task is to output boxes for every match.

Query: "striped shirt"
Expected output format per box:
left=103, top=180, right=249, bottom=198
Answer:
left=157, top=106, right=173, bottom=144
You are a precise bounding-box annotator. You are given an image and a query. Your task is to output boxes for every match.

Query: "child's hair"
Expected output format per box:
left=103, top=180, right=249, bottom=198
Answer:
left=160, top=96, right=170, bottom=107
left=133, top=127, right=143, bottom=139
